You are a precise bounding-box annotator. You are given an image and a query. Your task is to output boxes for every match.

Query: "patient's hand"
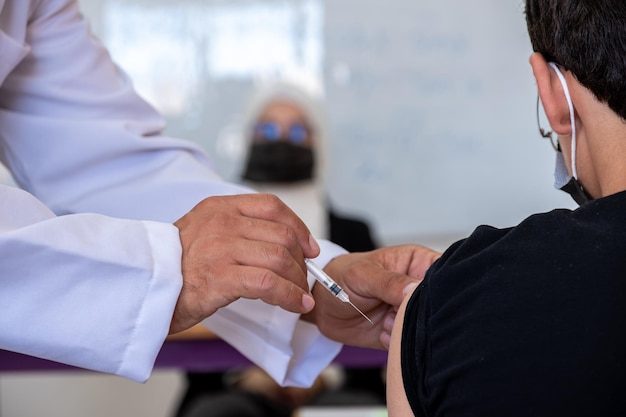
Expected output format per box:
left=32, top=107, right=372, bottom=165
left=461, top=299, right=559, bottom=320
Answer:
left=303, top=244, right=441, bottom=350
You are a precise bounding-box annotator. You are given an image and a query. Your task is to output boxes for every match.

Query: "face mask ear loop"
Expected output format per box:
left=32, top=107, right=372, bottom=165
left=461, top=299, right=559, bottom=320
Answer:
left=549, top=63, right=578, bottom=180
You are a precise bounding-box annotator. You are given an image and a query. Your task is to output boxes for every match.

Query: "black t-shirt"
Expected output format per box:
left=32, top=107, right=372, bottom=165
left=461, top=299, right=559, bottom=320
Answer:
left=401, top=191, right=626, bottom=417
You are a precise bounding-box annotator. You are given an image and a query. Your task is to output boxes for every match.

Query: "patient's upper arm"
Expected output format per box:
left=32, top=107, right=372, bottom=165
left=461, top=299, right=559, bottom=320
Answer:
left=386, top=285, right=418, bottom=417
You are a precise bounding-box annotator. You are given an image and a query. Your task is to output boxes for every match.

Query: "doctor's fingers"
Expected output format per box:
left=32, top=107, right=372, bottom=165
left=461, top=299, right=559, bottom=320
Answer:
left=323, top=251, right=411, bottom=305
left=334, top=257, right=420, bottom=309
left=179, top=210, right=312, bottom=279
left=364, top=244, right=442, bottom=281
left=185, top=194, right=320, bottom=259
left=380, top=310, right=397, bottom=349
left=209, top=263, right=314, bottom=314
left=171, top=240, right=314, bottom=334
left=179, top=258, right=313, bottom=321
left=206, top=233, right=312, bottom=292
left=347, top=244, right=441, bottom=304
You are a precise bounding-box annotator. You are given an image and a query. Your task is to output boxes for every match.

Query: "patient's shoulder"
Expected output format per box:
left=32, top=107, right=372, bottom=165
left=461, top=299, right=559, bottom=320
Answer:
left=386, top=284, right=419, bottom=417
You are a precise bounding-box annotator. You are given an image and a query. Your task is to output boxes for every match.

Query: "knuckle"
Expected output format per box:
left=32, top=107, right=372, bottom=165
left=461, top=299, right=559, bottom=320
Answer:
left=275, top=223, right=298, bottom=246
left=263, top=193, right=283, bottom=206
left=282, top=281, right=298, bottom=305
left=254, top=268, right=279, bottom=294
left=197, top=195, right=221, bottom=210
left=259, top=193, right=287, bottom=214
left=265, top=244, right=293, bottom=269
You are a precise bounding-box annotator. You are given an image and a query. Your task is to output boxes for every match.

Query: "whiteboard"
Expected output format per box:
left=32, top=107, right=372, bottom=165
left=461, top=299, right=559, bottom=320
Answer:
left=323, top=0, right=575, bottom=245
left=80, top=0, right=577, bottom=248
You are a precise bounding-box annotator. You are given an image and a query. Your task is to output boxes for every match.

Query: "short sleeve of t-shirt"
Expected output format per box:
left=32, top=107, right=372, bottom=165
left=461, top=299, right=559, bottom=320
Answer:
left=401, top=192, right=626, bottom=416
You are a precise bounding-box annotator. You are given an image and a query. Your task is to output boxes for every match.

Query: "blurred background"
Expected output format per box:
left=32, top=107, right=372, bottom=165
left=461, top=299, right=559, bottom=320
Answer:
left=0, top=0, right=576, bottom=416
left=75, top=0, right=576, bottom=246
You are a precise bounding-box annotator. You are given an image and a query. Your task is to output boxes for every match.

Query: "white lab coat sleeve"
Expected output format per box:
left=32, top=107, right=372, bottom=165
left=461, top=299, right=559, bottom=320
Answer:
left=0, top=0, right=347, bottom=383
left=0, top=185, right=183, bottom=382
left=0, top=0, right=250, bottom=223
left=203, top=239, right=348, bottom=388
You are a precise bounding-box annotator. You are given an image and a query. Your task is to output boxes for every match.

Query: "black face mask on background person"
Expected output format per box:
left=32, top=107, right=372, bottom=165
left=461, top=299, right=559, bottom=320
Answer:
left=242, top=141, right=315, bottom=183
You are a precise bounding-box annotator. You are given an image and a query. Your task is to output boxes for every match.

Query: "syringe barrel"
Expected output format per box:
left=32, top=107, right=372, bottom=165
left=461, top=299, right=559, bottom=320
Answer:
left=305, top=258, right=344, bottom=297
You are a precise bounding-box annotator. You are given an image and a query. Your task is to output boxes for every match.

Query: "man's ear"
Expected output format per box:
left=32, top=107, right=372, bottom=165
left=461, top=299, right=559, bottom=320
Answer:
left=529, top=52, right=572, bottom=135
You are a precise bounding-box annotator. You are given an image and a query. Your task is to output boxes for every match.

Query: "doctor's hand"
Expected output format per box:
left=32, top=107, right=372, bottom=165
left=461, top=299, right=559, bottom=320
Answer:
left=303, top=244, right=441, bottom=350
left=170, top=193, right=320, bottom=334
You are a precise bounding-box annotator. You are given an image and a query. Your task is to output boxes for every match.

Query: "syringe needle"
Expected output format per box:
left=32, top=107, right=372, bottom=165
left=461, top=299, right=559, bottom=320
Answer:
left=347, top=300, right=373, bottom=324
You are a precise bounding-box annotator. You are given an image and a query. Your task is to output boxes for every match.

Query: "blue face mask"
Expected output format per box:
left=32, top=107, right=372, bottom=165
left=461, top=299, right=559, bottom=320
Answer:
left=549, top=63, right=590, bottom=206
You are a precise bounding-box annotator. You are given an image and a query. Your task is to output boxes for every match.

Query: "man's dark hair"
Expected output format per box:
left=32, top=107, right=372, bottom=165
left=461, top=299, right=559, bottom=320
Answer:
left=525, top=0, right=626, bottom=119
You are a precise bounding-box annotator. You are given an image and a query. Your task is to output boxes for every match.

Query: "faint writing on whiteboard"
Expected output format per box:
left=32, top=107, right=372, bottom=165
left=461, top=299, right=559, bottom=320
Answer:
left=413, top=34, right=469, bottom=55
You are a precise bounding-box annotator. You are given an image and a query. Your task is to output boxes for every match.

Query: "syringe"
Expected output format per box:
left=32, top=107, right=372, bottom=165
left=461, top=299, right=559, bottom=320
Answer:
left=304, top=258, right=373, bottom=324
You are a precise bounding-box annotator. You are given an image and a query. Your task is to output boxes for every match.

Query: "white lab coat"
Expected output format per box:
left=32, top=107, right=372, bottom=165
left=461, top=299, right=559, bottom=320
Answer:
left=0, top=0, right=343, bottom=385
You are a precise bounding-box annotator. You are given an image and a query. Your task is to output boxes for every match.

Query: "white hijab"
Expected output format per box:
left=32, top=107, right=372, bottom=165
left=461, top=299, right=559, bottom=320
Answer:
left=239, top=82, right=330, bottom=239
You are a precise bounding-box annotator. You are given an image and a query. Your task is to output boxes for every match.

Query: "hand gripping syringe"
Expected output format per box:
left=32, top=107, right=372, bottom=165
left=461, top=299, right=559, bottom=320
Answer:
left=304, top=258, right=373, bottom=324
